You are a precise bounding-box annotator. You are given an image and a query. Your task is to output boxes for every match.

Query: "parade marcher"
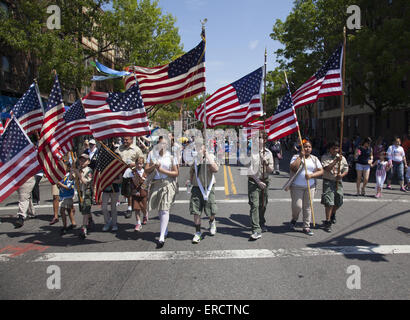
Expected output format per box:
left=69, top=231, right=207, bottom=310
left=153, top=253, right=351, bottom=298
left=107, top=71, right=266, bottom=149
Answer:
left=72, top=153, right=94, bottom=239
left=131, top=156, right=148, bottom=231
left=386, top=137, right=408, bottom=192
left=116, top=136, right=144, bottom=218
left=354, top=137, right=373, bottom=196
left=101, top=173, right=122, bottom=232
left=268, top=139, right=282, bottom=175
left=85, top=139, right=99, bottom=170
left=49, top=184, right=60, bottom=225
left=188, top=145, right=219, bottom=244
left=15, top=176, right=37, bottom=228
left=145, top=139, right=179, bottom=248
left=32, top=169, right=43, bottom=205
left=57, top=167, right=76, bottom=235
left=289, top=139, right=323, bottom=236
left=247, top=134, right=274, bottom=241
left=320, top=141, right=348, bottom=232
left=371, top=151, right=391, bottom=198
left=406, top=165, right=410, bottom=191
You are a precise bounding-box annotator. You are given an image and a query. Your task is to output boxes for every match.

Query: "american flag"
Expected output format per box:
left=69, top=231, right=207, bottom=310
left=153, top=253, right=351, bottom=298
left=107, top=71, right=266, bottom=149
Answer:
left=266, top=86, right=299, bottom=141
left=10, top=83, right=44, bottom=135
left=242, top=120, right=271, bottom=139
left=82, top=83, right=150, bottom=140
left=0, top=121, right=3, bottom=135
left=37, top=75, right=67, bottom=184
left=124, top=40, right=206, bottom=106
left=93, top=146, right=128, bottom=203
left=0, top=118, right=41, bottom=203
left=49, top=99, right=93, bottom=158
left=195, top=67, right=263, bottom=128
left=292, top=45, right=343, bottom=109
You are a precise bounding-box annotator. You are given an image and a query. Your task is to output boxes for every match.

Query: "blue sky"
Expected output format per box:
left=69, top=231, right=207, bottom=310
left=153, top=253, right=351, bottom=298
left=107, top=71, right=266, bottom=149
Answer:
left=158, top=0, right=294, bottom=93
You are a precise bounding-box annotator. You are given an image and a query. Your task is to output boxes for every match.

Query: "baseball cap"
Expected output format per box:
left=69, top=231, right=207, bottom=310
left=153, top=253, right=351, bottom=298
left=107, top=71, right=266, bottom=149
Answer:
left=89, top=139, right=96, bottom=145
left=79, top=153, right=90, bottom=160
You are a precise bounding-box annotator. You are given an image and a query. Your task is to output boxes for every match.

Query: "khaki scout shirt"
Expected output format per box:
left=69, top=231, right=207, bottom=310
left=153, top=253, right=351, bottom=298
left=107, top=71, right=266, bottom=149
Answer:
left=79, top=166, right=93, bottom=194
left=248, top=148, right=274, bottom=180
left=116, top=144, right=144, bottom=165
left=190, top=154, right=218, bottom=188
left=321, top=153, right=348, bottom=181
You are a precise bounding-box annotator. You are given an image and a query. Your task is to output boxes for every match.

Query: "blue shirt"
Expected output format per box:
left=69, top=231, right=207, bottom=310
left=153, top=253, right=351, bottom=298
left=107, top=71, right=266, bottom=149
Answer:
left=59, top=174, right=75, bottom=200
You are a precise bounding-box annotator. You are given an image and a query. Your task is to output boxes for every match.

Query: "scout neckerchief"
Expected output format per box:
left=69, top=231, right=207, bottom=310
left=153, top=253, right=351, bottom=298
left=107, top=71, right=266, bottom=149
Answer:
left=194, top=158, right=215, bottom=201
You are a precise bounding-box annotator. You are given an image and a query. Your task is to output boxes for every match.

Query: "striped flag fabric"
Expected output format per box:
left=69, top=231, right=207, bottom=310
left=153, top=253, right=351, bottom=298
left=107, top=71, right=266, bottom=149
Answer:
left=292, top=45, right=343, bottom=109
left=242, top=120, right=271, bottom=139
left=0, top=121, right=3, bottom=135
left=124, top=40, right=206, bottom=106
left=82, top=83, right=151, bottom=140
left=195, top=67, right=264, bottom=128
left=266, top=86, right=299, bottom=141
left=0, top=118, right=41, bottom=203
left=37, top=75, right=67, bottom=184
left=93, top=146, right=128, bottom=203
left=48, top=99, right=93, bottom=158
left=10, top=83, right=43, bottom=135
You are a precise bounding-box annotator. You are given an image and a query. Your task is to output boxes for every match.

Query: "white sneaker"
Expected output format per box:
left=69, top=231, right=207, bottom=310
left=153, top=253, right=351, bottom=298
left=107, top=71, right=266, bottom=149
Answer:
left=250, top=232, right=262, bottom=240
left=192, top=232, right=202, bottom=244
left=209, top=220, right=216, bottom=236
left=111, top=225, right=118, bottom=232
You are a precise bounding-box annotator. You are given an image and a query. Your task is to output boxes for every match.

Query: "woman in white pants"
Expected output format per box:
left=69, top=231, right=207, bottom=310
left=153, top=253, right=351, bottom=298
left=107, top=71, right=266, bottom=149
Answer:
left=145, top=138, right=179, bottom=248
left=289, top=139, right=323, bottom=235
left=101, top=175, right=122, bottom=232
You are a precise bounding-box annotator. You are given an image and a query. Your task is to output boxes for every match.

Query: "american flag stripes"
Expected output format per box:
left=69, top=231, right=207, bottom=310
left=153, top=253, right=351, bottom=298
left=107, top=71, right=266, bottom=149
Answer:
left=242, top=120, right=271, bottom=139
left=0, top=118, right=41, bottom=203
left=266, top=86, right=299, bottom=141
left=124, top=40, right=206, bottom=106
left=82, top=83, right=150, bottom=140
left=49, top=99, right=93, bottom=158
left=93, top=146, right=128, bottom=203
left=0, top=121, right=3, bottom=135
left=37, top=75, right=67, bottom=185
left=195, top=67, right=263, bottom=128
left=292, top=45, right=343, bottom=109
left=10, top=83, right=44, bottom=135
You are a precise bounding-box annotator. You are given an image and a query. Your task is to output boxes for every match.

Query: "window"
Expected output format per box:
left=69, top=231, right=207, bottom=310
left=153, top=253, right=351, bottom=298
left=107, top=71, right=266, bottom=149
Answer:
left=1, top=56, right=10, bottom=73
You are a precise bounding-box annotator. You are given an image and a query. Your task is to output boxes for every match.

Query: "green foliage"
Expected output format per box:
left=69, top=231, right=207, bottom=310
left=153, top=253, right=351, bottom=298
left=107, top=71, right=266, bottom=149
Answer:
left=269, top=0, right=410, bottom=122
left=0, top=0, right=183, bottom=95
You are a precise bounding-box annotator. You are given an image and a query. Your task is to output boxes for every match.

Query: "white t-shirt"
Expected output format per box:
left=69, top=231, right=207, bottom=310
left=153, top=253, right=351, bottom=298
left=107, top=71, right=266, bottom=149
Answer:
left=387, top=145, right=405, bottom=162
left=290, top=155, right=322, bottom=188
left=147, top=151, right=178, bottom=180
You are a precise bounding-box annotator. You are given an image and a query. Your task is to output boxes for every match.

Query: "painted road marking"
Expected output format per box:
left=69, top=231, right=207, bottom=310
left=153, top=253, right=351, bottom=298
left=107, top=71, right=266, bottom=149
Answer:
left=0, top=254, right=10, bottom=262
left=1, top=198, right=410, bottom=211
left=33, top=245, right=410, bottom=262
left=227, top=165, right=237, bottom=195
left=223, top=165, right=230, bottom=196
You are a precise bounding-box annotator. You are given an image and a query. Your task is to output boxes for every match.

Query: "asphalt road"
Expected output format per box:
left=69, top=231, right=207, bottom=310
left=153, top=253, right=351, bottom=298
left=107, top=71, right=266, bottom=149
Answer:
left=0, top=154, right=409, bottom=300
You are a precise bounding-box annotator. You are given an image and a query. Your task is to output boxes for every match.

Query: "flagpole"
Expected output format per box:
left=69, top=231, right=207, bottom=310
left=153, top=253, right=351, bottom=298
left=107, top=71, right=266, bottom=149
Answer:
left=285, top=71, right=316, bottom=227
left=337, top=27, right=347, bottom=185
left=201, top=19, right=208, bottom=199
left=262, top=48, right=267, bottom=209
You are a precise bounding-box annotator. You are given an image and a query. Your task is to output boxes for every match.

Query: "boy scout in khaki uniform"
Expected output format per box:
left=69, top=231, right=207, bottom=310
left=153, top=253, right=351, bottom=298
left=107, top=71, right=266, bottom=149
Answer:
left=248, top=134, right=274, bottom=240
left=321, top=141, right=349, bottom=232
left=73, top=153, right=94, bottom=239
left=188, top=145, right=219, bottom=244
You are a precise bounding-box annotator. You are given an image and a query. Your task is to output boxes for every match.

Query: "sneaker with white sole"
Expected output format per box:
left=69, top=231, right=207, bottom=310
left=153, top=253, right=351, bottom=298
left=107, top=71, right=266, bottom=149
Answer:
left=134, top=223, right=142, bottom=232
left=102, top=223, right=111, bottom=232
left=111, top=225, right=118, bottom=232
left=249, top=232, right=262, bottom=240
left=192, top=232, right=202, bottom=244
left=209, top=220, right=216, bottom=236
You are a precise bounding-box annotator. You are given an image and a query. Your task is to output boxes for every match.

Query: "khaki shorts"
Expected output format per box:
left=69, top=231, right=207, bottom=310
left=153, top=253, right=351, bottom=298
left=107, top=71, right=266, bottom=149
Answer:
left=189, top=186, right=217, bottom=217
left=60, top=198, right=74, bottom=209
left=321, top=179, right=343, bottom=208
left=52, top=184, right=59, bottom=196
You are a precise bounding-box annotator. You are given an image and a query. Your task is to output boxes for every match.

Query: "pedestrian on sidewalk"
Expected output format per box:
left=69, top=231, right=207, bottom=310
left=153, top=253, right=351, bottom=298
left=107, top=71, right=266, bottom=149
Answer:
left=320, top=141, right=348, bottom=232
left=386, top=137, right=408, bottom=192
left=57, top=167, right=76, bottom=235
left=354, top=137, right=373, bottom=196
left=371, top=152, right=391, bottom=198
left=188, top=145, right=219, bottom=244
left=145, top=139, right=179, bottom=248
left=15, top=176, right=37, bottom=228
left=288, top=139, right=323, bottom=236
left=72, top=153, right=94, bottom=239
left=247, top=134, right=274, bottom=241
left=131, top=156, right=148, bottom=232
left=101, top=173, right=122, bottom=232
